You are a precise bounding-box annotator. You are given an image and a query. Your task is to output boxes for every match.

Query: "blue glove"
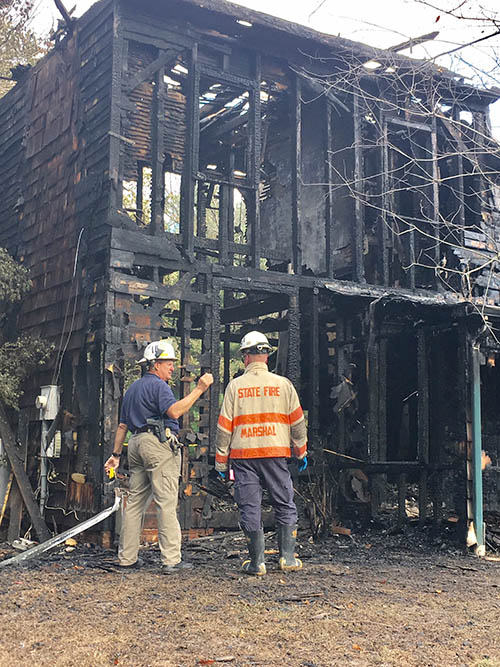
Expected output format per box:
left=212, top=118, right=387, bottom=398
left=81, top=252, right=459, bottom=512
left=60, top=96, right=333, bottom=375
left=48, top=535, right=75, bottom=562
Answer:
left=298, top=456, right=308, bottom=472
left=217, top=470, right=227, bottom=481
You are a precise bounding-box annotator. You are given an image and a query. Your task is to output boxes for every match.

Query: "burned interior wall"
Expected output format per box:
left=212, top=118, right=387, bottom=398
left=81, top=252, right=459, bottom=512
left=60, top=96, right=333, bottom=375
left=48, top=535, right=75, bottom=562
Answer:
left=259, top=60, right=293, bottom=268
left=300, top=95, right=327, bottom=275
left=328, top=107, right=355, bottom=278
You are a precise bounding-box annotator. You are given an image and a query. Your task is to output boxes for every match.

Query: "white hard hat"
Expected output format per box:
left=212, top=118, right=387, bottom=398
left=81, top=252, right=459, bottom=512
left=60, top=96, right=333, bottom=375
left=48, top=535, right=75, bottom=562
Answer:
left=138, top=340, right=177, bottom=364
left=239, top=331, right=272, bottom=354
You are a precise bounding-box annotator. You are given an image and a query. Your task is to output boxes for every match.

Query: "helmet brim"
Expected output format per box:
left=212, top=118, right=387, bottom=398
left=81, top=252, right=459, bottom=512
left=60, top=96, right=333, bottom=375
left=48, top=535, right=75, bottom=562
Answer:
left=240, top=345, right=272, bottom=353
left=137, top=355, right=176, bottom=364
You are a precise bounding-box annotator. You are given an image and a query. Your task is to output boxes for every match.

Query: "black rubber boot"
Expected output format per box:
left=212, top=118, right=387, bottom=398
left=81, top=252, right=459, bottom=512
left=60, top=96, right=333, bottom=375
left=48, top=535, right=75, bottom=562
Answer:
left=277, top=524, right=303, bottom=571
left=241, top=529, right=266, bottom=576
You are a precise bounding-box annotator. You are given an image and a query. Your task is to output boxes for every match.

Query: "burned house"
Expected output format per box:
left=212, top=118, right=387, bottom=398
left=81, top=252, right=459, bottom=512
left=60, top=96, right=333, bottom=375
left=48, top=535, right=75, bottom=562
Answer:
left=1, top=0, right=500, bottom=551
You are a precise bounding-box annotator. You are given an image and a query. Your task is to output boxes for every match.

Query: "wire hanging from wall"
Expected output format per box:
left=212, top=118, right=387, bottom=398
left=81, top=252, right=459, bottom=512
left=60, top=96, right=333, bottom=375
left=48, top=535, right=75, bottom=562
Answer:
left=51, top=226, right=85, bottom=387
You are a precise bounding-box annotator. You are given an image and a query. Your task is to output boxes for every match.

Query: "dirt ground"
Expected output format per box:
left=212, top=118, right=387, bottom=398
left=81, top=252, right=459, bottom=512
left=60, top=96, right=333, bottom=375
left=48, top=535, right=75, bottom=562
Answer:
left=1, top=526, right=500, bottom=667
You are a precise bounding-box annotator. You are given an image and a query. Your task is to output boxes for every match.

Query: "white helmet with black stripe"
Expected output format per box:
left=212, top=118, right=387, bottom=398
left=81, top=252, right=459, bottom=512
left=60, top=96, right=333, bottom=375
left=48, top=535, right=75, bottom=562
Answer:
left=239, top=331, right=272, bottom=354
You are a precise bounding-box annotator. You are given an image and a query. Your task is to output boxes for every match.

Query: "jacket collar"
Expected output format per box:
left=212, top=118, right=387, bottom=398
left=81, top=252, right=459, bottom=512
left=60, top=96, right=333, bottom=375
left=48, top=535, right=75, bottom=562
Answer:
left=244, top=361, right=268, bottom=373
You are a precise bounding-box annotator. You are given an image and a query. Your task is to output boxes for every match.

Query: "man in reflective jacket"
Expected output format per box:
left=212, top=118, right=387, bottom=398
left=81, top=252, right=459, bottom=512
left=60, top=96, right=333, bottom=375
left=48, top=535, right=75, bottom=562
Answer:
left=215, top=331, right=307, bottom=575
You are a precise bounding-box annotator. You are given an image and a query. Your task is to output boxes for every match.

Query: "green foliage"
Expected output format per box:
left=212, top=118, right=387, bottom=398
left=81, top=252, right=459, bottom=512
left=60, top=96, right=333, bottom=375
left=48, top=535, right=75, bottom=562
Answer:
left=0, top=247, right=32, bottom=303
left=0, top=247, right=53, bottom=408
left=0, top=0, right=47, bottom=97
left=124, top=359, right=141, bottom=391
left=0, top=334, right=53, bottom=408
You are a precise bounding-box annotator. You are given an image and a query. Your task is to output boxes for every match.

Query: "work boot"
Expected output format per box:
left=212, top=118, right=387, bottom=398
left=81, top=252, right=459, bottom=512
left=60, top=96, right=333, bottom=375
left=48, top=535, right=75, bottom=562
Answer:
left=241, top=529, right=266, bottom=576
left=118, top=556, right=144, bottom=570
left=277, top=524, right=303, bottom=571
left=161, top=561, right=193, bottom=575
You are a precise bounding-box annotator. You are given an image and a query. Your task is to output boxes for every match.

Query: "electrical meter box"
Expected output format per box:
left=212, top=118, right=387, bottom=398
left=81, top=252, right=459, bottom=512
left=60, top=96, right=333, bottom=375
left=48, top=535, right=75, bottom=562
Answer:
left=35, top=385, right=60, bottom=421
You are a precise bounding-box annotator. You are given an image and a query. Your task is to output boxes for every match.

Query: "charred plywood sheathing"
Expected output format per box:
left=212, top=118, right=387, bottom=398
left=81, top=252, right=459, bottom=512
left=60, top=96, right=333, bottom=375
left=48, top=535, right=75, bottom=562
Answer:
left=0, top=0, right=499, bottom=552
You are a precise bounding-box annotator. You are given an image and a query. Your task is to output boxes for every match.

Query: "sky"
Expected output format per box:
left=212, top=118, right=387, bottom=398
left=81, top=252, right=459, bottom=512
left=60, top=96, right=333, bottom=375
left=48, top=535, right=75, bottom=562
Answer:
left=28, top=0, right=500, bottom=135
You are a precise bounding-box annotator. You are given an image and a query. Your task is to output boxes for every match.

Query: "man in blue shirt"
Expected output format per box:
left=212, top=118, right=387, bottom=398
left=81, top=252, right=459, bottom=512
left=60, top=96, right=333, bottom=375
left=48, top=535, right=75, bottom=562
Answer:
left=104, top=340, right=213, bottom=573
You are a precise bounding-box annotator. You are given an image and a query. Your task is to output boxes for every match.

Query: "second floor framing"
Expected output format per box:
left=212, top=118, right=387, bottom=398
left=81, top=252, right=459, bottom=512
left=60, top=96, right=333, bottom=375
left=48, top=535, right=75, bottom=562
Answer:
left=100, top=0, right=500, bottom=304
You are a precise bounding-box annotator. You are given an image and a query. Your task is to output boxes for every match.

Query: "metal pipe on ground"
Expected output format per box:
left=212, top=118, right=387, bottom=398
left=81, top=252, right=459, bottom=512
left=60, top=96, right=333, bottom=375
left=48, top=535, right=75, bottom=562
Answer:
left=0, top=490, right=122, bottom=569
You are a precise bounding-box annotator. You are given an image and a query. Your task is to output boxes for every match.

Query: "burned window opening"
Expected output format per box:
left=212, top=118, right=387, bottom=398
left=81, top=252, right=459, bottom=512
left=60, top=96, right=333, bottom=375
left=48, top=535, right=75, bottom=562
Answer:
left=198, top=75, right=252, bottom=185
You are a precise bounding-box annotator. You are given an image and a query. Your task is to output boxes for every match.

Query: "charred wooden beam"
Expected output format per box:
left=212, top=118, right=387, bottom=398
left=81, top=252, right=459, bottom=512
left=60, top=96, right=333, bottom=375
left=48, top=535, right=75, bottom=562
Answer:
left=325, top=99, right=334, bottom=279
left=7, top=413, right=29, bottom=543
left=223, top=323, right=231, bottom=388
left=336, top=315, right=346, bottom=454
left=219, top=183, right=230, bottom=265
left=431, top=334, right=444, bottom=531
left=249, top=54, right=261, bottom=269
left=201, top=110, right=249, bottom=142
left=431, top=117, right=440, bottom=272
left=53, top=0, right=74, bottom=30
left=110, top=227, right=182, bottom=261
left=380, top=119, right=390, bottom=286
left=378, top=334, right=388, bottom=504
left=150, top=65, right=165, bottom=235
left=451, top=108, right=467, bottom=234
left=109, top=4, right=126, bottom=211
left=291, top=73, right=302, bottom=274
left=388, top=31, right=439, bottom=53
left=367, top=302, right=379, bottom=464
left=208, top=279, right=221, bottom=454
left=181, top=44, right=199, bottom=259
left=227, top=155, right=235, bottom=266
left=0, top=401, right=50, bottom=542
left=109, top=269, right=211, bottom=304
left=417, top=328, right=429, bottom=525
left=322, top=278, right=465, bottom=305
left=220, top=293, right=289, bottom=324
left=367, top=302, right=381, bottom=516
left=200, top=65, right=254, bottom=89
left=353, top=94, right=366, bottom=283
left=125, top=48, right=180, bottom=93
left=287, top=291, right=301, bottom=390
left=180, top=300, right=194, bottom=428
left=309, top=287, right=320, bottom=443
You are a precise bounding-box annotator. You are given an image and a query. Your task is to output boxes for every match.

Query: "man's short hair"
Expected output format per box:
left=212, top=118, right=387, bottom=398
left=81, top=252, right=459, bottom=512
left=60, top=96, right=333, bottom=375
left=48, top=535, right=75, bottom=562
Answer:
left=243, top=345, right=270, bottom=356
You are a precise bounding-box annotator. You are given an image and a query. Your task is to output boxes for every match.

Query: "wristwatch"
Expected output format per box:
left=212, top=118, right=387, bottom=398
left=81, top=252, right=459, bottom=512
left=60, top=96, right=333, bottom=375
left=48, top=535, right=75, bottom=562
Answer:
left=111, top=452, right=121, bottom=457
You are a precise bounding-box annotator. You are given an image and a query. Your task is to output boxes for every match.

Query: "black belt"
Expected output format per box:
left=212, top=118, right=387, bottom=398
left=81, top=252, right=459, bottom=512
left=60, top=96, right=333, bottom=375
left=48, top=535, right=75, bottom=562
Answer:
left=132, top=426, right=180, bottom=436
left=132, top=426, right=154, bottom=435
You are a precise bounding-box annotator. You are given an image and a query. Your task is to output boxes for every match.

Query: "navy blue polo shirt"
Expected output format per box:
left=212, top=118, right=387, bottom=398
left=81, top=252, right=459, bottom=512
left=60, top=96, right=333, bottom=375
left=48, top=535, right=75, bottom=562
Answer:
left=120, top=373, right=179, bottom=433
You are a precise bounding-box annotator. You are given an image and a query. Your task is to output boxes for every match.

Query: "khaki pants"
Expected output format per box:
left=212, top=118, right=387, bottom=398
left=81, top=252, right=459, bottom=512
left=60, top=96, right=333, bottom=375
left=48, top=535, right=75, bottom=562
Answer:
left=119, top=431, right=182, bottom=566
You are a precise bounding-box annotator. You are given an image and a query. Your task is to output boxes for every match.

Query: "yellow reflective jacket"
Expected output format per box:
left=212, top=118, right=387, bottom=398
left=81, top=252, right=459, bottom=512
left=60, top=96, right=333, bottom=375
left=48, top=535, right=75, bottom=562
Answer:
left=215, top=362, right=307, bottom=471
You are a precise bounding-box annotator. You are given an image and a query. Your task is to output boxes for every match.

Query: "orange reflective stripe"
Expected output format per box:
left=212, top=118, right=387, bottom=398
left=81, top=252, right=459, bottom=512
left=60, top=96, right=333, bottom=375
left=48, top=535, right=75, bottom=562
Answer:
left=218, top=414, right=233, bottom=432
left=230, top=446, right=291, bottom=459
left=233, top=412, right=290, bottom=427
left=289, top=406, right=304, bottom=425
left=216, top=451, right=229, bottom=463
left=294, top=442, right=307, bottom=458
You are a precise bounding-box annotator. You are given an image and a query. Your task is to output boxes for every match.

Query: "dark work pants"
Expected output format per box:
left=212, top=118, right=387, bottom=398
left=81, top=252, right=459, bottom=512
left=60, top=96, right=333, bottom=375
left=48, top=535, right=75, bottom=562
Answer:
left=232, top=458, right=297, bottom=532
